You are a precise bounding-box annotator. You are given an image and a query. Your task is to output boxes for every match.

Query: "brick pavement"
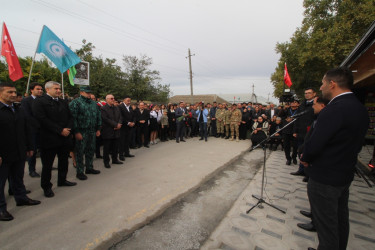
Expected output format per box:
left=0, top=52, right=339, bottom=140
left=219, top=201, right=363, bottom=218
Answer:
left=202, top=150, right=375, bottom=250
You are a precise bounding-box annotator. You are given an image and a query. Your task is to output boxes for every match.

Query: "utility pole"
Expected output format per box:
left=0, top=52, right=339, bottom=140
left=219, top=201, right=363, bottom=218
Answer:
left=186, top=48, right=195, bottom=96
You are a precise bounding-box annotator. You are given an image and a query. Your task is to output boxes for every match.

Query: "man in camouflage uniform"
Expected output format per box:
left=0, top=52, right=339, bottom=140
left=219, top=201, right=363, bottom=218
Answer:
left=69, top=86, right=102, bottom=180
left=224, top=103, right=232, bottom=139
left=216, top=103, right=226, bottom=138
left=230, top=104, right=242, bottom=142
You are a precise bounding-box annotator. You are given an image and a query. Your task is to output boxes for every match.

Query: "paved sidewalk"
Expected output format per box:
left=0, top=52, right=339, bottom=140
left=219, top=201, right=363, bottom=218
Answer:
left=202, top=150, right=375, bottom=250
left=0, top=137, right=250, bottom=250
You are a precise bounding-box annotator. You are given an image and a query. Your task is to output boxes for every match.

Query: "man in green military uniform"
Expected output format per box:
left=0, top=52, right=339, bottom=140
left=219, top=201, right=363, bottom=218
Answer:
left=69, top=86, right=102, bottom=180
left=224, top=103, right=232, bottom=139
left=230, top=104, right=242, bottom=142
left=216, top=103, right=226, bottom=138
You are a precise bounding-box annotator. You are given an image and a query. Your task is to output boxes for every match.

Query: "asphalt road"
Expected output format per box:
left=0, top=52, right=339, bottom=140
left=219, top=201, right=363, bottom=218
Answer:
left=0, top=137, right=252, bottom=250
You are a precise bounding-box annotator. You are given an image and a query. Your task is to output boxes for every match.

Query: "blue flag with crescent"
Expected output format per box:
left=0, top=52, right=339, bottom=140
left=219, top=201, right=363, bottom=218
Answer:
left=36, top=25, right=81, bottom=73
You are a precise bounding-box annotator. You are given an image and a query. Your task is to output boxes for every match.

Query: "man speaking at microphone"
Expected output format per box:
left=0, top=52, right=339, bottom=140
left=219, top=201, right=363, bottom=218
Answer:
left=300, top=67, right=368, bottom=250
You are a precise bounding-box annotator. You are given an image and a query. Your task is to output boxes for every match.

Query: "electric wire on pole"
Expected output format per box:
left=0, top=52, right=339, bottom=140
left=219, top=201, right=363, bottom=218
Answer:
left=186, top=48, right=195, bottom=96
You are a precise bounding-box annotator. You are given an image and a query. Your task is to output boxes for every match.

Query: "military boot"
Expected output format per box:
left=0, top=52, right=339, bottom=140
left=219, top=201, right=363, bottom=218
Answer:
left=229, top=137, right=234, bottom=141
left=236, top=137, right=239, bottom=142
left=225, top=136, right=229, bottom=139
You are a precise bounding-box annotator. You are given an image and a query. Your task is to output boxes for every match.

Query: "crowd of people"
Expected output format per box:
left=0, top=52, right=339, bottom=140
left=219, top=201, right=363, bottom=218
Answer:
left=0, top=67, right=370, bottom=250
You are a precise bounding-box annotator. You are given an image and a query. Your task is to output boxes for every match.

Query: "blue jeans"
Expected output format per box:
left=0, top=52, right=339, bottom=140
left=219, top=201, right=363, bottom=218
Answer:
left=199, top=122, right=207, bottom=139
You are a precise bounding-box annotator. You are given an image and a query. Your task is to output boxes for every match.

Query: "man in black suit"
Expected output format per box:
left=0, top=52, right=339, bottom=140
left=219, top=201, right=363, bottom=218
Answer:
left=21, top=82, right=44, bottom=177
left=0, top=82, right=41, bottom=221
left=101, top=94, right=123, bottom=168
left=301, top=67, right=369, bottom=250
left=291, top=87, right=316, bottom=176
left=119, top=97, right=136, bottom=160
left=135, top=102, right=150, bottom=148
left=175, top=101, right=187, bottom=143
left=33, top=81, right=77, bottom=198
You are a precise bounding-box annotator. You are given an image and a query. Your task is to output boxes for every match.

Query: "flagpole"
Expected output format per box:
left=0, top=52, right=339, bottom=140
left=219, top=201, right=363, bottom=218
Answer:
left=61, top=73, right=65, bottom=99
left=26, top=25, right=44, bottom=94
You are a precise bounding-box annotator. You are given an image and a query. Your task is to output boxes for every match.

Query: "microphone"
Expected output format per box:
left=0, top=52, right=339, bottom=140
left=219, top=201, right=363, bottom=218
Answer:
left=290, top=110, right=309, bottom=118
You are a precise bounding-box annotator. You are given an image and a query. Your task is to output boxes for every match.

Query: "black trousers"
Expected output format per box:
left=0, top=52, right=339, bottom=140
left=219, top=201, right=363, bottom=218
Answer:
left=0, top=159, right=27, bottom=212
left=239, top=123, right=248, bottom=139
left=308, top=178, right=351, bottom=250
left=176, top=121, right=185, bottom=141
left=119, top=126, right=130, bottom=156
left=137, top=124, right=149, bottom=146
left=40, top=146, right=69, bottom=190
left=283, top=134, right=298, bottom=160
left=103, top=138, right=119, bottom=163
left=211, top=119, right=217, bottom=136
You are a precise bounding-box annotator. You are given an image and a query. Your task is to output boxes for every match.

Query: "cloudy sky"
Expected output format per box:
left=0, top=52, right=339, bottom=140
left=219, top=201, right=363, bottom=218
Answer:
left=1, top=0, right=305, bottom=102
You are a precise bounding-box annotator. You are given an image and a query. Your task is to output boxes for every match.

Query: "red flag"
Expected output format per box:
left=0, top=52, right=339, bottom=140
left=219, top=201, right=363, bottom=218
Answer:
left=1, top=23, right=24, bottom=81
left=284, top=63, right=292, bottom=88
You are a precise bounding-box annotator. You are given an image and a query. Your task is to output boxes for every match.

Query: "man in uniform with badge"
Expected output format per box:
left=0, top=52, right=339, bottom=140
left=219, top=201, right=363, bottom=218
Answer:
left=230, top=104, right=242, bottom=142
left=69, top=86, right=102, bottom=180
left=215, top=103, right=226, bottom=138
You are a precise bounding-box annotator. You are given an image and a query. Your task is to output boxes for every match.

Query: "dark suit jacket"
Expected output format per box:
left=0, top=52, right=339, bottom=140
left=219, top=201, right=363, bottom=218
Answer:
left=32, top=95, right=73, bottom=149
left=119, top=103, right=136, bottom=128
left=265, top=109, right=279, bottom=119
left=101, top=105, right=122, bottom=139
left=301, top=93, right=369, bottom=186
left=293, top=100, right=314, bottom=140
left=21, top=96, right=40, bottom=133
left=0, top=103, right=31, bottom=162
left=135, top=109, right=150, bottom=126
left=175, top=107, right=187, bottom=122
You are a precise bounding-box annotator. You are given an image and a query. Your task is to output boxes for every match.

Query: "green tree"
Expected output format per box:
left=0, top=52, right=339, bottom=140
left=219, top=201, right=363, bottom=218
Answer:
left=271, top=0, right=375, bottom=99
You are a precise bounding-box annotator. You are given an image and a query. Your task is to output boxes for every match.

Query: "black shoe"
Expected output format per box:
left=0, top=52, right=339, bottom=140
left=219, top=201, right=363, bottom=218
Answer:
left=112, top=160, right=123, bottom=165
left=308, top=248, right=316, bottom=250
left=125, top=154, right=134, bottom=158
left=144, top=145, right=150, bottom=148
left=44, top=189, right=55, bottom=198
left=0, top=210, right=14, bottom=221
left=119, top=156, right=125, bottom=161
left=29, top=171, right=40, bottom=178
left=176, top=140, right=179, bottom=143
left=181, top=140, right=186, bottom=142
left=16, top=197, right=41, bottom=206
left=52, top=167, right=58, bottom=170
left=300, top=210, right=312, bottom=218
left=290, top=171, right=304, bottom=176
left=104, top=163, right=111, bottom=168
left=225, top=136, right=229, bottom=139
left=205, top=138, right=207, bottom=142
left=58, top=180, right=77, bottom=187
left=96, top=155, right=103, bottom=159
left=286, top=160, right=291, bottom=165
left=297, top=222, right=316, bottom=232
left=303, top=176, right=309, bottom=182
left=293, top=158, right=297, bottom=164
left=76, top=173, right=88, bottom=180
left=199, top=138, right=203, bottom=140
left=86, top=168, right=101, bottom=174
left=130, top=146, right=137, bottom=149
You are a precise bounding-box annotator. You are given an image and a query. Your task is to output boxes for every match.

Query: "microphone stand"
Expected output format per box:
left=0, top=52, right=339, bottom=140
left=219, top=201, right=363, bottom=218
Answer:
left=246, top=117, right=300, bottom=214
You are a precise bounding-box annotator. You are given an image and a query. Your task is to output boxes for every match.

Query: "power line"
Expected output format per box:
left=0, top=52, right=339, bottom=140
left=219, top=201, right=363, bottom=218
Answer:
left=7, top=24, right=188, bottom=74
left=30, top=0, right=186, bottom=57
left=77, top=0, right=188, bottom=50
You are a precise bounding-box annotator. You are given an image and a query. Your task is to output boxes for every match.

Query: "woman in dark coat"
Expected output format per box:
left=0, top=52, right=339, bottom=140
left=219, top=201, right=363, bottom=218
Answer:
left=251, top=116, right=269, bottom=146
left=239, top=108, right=250, bottom=140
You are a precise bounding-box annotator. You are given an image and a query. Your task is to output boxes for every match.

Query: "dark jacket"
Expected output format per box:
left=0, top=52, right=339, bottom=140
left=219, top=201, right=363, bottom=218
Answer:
left=101, top=104, right=122, bottom=139
left=0, top=103, right=31, bottom=162
left=175, top=107, right=187, bottom=122
left=33, top=95, right=73, bottom=149
left=21, top=96, right=40, bottom=133
left=119, top=103, right=136, bottom=128
left=294, top=100, right=314, bottom=140
left=135, top=109, right=150, bottom=126
left=301, top=93, right=369, bottom=186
